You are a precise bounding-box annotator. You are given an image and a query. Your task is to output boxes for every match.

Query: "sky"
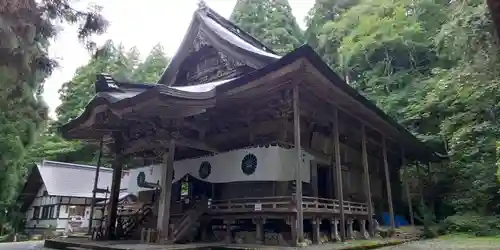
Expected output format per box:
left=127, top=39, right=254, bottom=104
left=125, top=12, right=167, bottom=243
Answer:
left=43, top=0, right=315, bottom=118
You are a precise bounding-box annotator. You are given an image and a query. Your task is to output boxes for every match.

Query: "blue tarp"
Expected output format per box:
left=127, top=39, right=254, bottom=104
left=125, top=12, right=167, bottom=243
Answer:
left=381, top=212, right=409, bottom=227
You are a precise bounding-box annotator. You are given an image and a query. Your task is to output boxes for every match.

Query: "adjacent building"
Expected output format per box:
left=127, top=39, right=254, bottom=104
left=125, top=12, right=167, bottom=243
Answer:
left=18, top=160, right=130, bottom=233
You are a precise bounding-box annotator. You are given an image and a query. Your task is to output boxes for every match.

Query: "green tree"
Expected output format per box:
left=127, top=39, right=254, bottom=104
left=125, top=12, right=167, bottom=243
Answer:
left=230, top=0, right=304, bottom=55
left=305, top=0, right=359, bottom=50
left=131, top=44, right=171, bottom=83
left=309, top=0, right=499, bottom=216
left=0, top=0, right=107, bottom=234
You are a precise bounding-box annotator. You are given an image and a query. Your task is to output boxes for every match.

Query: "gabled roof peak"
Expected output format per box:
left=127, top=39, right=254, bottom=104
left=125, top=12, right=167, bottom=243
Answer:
left=158, top=4, right=280, bottom=86
left=197, top=0, right=208, bottom=11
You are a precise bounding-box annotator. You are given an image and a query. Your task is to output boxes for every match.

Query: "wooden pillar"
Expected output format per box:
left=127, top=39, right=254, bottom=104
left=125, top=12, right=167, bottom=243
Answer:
left=333, top=108, right=346, bottom=241
left=224, top=220, right=232, bottom=244
left=382, top=138, right=395, bottom=231
left=361, top=125, right=374, bottom=236
left=402, top=149, right=414, bottom=226
left=254, top=218, right=265, bottom=244
left=88, top=137, right=104, bottom=235
left=330, top=219, right=340, bottom=242
left=289, top=216, right=297, bottom=244
left=105, top=134, right=124, bottom=240
left=416, top=162, right=424, bottom=205
left=293, top=85, right=304, bottom=244
left=312, top=217, right=321, bottom=244
left=311, top=161, right=319, bottom=197
left=157, top=140, right=175, bottom=241
left=201, top=222, right=209, bottom=242
left=347, top=219, right=354, bottom=240
left=361, top=219, right=369, bottom=239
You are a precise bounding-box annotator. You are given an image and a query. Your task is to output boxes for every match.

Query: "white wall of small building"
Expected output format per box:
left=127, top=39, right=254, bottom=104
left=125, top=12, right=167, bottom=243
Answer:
left=24, top=184, right=97, bottom=233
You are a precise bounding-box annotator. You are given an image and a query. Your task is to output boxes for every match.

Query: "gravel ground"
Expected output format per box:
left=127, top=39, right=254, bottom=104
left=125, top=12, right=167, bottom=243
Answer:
left=0, top=241, right=46, bottom=250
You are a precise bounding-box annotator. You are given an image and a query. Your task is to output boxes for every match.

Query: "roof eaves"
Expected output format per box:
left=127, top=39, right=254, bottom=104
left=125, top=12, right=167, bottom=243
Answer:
left=216, top=45, right=442, bottom=161
left=296, top=45, right=442, bottom=161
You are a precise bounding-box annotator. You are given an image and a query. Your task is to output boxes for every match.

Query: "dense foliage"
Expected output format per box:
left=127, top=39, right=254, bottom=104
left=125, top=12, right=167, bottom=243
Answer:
left=306, top=0, right=499, bottom=218
left=0, top=0, right=107, bottom=234
left=230, top=0, right=304, bottom=55
left=1, top=0, right=499, bottom=237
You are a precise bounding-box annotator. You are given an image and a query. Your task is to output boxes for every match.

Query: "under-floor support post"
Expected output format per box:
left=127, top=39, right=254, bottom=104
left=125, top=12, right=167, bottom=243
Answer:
left=289, top=216, right=297, bottom=244
left=312, top=217, right=321, bottom=244
left=331, top=219, right=340, bottom=242
left=361, top=219, right=369, bottom=239
left=200, top=219, right=209, bottom=242
left=347, top=219, right=354, bottom=240
left=254, top=218, right=265, bottom=244
left=224, top=220, right=233, bottom=244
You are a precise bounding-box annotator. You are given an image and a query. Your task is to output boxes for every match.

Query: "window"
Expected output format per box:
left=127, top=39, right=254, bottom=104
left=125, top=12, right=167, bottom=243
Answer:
left=68, top=205, right=85, bottom=217
left=49, top=206, right=54, bottom=219
left=55, top=205, right=60, bottom=219
left=41, top=206, right=50, bottom=219
left=32, top=206, right=40, bottom=219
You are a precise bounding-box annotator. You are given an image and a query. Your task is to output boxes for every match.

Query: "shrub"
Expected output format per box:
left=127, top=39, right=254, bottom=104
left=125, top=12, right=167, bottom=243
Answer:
left=440, top=213, right=500, bottom=236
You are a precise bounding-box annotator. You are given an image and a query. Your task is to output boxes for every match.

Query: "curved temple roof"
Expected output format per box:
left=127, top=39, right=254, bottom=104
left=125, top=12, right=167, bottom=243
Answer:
left=159, top=5, right=280, bottom=86
left=60, top=6, right=444, bottom=163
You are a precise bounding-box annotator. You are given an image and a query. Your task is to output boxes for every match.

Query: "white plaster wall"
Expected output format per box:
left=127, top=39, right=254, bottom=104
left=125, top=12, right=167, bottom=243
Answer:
left=25, top=184, right=60, bottom=230
left=24, top=184, right=95, bottom=232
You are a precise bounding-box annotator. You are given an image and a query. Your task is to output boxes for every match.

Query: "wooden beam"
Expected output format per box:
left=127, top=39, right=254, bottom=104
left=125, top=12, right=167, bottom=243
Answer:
left=207, top=119, right=283, bottom=145
left=293, top=85, right=304, bottom=244
left=361, top=125, right=374, bottom=236
left=402, top=148, right=414, bottom=226
left=105, top=133, right=124, bottom=240
left=157, top=140, right=176, bottom=241
left=300, top=99, right=400, bottom=157
left=299, top=85, right=405, bottom=153
left=382, top=137, right=395, bottom=232
left=122, top=132, right=218, bottom=155
left=333, top=107, right=346, bottom=241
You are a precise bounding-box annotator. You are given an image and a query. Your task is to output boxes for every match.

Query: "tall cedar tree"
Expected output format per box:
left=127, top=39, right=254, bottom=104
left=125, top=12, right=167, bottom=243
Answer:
left=0, top=0, right=107, bottom=232
left=230, top=0, right=304, bottom=55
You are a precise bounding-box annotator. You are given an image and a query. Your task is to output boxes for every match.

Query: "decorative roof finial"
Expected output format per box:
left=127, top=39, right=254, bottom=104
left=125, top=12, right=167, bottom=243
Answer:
left=198, top=0, right=207, bottom=11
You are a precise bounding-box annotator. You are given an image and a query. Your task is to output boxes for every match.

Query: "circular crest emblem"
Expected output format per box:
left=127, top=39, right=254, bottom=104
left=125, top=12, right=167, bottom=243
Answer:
left=241, top=154, right=257, bottom=175
left=137, top=171, right=146, bottom=186
left=198, top=161, right=211, bottom=179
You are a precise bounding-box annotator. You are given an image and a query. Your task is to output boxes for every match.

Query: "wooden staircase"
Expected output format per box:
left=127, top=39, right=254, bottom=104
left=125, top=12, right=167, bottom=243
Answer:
left=119, top=204, right=154, bottom=238
left=170, top=198, right=208, bottom=242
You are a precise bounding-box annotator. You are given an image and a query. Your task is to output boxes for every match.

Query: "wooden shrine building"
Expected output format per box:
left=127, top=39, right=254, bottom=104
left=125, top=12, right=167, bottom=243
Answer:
left=60, top=3, right=442, bottom=246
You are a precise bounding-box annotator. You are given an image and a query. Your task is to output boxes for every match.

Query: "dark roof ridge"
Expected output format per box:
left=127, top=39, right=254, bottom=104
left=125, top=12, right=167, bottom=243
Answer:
left=198, top=5, right=277, bottom=54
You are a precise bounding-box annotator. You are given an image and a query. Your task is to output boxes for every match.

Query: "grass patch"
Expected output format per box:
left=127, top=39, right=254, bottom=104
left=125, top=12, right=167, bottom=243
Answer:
left=439, top=233, right=500, bottom=242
